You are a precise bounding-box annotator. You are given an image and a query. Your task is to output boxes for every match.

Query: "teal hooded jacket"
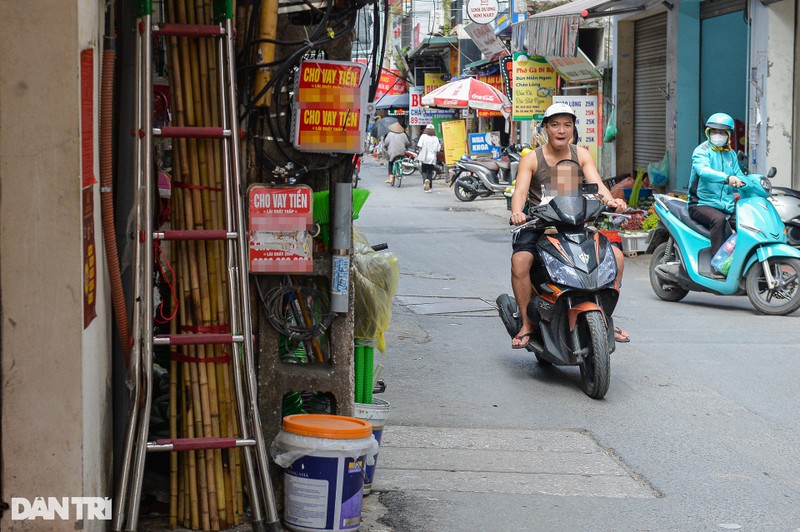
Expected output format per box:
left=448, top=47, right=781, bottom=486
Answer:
left=687, top=141, right=746, bottom=213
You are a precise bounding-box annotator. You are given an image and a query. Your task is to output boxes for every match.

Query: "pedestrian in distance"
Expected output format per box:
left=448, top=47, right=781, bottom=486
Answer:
left=417, top=124, right=441, bottom=192
left=687, top=112, right=746, bottom=279
left=509, top=102, right=630, bottom=348
left=383, top=122, right=410, bottom=184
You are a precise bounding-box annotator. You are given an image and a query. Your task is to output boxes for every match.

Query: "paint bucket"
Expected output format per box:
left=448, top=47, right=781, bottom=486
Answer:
left=271, top=414, right=378, bottom=532
left=353, top=398, right=390, bottom=494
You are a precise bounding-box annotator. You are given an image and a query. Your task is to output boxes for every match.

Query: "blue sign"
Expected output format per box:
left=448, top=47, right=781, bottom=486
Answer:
left=468, top=132, right=502, bottom=156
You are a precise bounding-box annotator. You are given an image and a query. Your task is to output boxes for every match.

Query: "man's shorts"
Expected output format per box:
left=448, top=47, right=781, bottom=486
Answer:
left=512, top=228, right=541, bottom=255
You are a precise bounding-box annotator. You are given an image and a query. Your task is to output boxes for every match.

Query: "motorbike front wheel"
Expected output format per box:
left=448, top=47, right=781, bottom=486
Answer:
left=454, top=176, right=479, bottom=202
left=649, top=242, right=689, bottom=302
left=577, top=310, right=610, bottom=399
left=745, top=257, right=800, bottom=315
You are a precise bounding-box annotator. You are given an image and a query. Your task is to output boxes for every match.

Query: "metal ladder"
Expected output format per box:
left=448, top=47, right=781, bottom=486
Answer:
left=113, top=2, right=280, bottom=530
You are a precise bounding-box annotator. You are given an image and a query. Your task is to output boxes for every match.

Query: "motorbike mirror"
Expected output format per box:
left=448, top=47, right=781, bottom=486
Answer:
left=767, top=167, right=777, bottom=178
left=580, top=183, right=599, bottom=194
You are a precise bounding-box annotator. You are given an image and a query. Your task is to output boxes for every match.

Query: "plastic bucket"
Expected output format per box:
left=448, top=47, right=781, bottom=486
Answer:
left=271, top=414, right=378, bottom=532
left=353, top=398, right=390, bottom=494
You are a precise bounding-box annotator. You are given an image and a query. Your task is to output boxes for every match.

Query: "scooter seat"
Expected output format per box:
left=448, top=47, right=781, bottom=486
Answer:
left=664, top=199, right=711, bottom=239
left=773, top=186, right=800, bottom=200
left=474, top=160, right=501, bottom=171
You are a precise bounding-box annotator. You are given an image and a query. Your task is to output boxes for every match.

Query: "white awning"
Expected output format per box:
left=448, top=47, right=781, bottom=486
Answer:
left=521, top=0, right=671, bottom=56
left=531, top=0, right=668, bottom=20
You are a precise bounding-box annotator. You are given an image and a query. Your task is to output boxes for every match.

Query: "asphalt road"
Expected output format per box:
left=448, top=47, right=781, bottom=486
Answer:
left=354, top=156, right=800, bottom=532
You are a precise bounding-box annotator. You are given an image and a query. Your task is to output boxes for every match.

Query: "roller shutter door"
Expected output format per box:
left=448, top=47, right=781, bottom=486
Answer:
left=701, top=0, right=746, bottom=19
left=634, top=13, right=667, bottom=170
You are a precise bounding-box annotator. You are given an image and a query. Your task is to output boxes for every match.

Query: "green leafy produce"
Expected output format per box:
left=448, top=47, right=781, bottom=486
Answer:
left=629, top=168, right=646, bottom=208
left=642, top=213, right=659, bottom=231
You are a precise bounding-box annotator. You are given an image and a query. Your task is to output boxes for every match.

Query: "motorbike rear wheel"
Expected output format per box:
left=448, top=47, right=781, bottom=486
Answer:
left=649, top=242, right=689, bottom=302
left=454, top=175, right=479, bottom=202
left=400, top=157, right=416, bottom=175
left=745, top=257, right=800, bottom=315
left=577, top=310, right=610, bottom=399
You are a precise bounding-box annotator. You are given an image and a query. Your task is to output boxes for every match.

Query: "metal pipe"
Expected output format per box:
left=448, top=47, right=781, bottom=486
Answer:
left=331, top=181, right=353, bottom=313
left=126, top=12, right=155, bottom=531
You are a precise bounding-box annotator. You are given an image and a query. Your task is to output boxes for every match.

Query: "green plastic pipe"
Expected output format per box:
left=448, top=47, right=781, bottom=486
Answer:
left=354, top=344, right=365, bottom=404
left=363, top=345, right=374, bottom=404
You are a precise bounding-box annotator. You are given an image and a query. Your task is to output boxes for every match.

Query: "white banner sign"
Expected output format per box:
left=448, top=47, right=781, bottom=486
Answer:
left=463, top=23, right=508, bottom=59
left=545, top=49, right=601, bottom=82
left=553, top=95, right=598, bottom=161
left=409, top=87, right=431, bottom=126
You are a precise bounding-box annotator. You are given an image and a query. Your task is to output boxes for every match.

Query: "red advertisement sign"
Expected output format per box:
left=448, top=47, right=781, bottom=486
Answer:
left=83, top=186, right=97, bottom=328
left=81, top=49, right=96, bottom=188
left=293, top=60, right=366, bottom=153
left=476, top=74, right=505, bottom=118
left=248, top=186, right=314, bottom=273
left=375, top=68, right=407, bottom=100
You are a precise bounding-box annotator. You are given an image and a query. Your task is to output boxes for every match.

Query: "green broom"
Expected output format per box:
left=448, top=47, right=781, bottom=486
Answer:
left=313, top=188, right=371, bottom=247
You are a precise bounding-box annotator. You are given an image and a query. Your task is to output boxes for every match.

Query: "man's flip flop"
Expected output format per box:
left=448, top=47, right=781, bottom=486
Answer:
left=614, top=326, right=630, bottom=343
left=512, top=332, right=535, bottom=349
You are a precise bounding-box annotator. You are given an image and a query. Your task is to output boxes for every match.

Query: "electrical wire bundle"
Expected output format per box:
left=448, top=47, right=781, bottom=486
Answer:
left=258, top=281, right=335, bottom=342
left=235, top=0, right=390, bottom=180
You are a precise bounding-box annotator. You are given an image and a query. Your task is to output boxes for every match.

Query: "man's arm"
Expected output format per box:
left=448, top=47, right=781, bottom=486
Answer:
left=692, top=144, right=729, bottom=183
left=511, top=153, right=536, bottom=225
left=578, top=147, right=627, bottom=212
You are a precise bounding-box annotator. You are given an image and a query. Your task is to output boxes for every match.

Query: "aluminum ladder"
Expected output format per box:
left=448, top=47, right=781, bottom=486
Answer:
left=113, top=2, right=280, bottom=530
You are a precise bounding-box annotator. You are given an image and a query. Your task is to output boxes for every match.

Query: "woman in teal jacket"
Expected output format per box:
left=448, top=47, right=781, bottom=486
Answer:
left=688, top=112, right=746, bottom=276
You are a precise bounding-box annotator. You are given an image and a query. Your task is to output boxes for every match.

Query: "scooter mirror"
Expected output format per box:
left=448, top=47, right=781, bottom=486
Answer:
left=580, top=183, right=599, bottom=194
left=767, top=167, right=777, bottom=178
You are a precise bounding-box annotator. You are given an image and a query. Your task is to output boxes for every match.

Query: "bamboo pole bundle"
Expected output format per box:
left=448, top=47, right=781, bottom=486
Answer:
left=164, top=0, right=245, bottom=528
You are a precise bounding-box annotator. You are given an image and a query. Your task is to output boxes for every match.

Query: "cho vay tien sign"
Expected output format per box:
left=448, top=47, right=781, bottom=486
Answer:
left=292, top=60, right=366, bottom=153
left=248, top=186, right=314, bottom=273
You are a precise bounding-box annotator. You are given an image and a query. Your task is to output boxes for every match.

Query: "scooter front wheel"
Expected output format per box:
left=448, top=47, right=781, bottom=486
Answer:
left=577, top=310, right=610, bottom=399
left=745, top=257, right=800, bottom=315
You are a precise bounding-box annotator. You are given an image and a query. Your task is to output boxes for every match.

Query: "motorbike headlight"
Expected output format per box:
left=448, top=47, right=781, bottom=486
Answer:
left=596, top=246, right=618, bottom=287
left=541, top=253, right=585, bottom=288
left=760, top=176, right=772, bottom=194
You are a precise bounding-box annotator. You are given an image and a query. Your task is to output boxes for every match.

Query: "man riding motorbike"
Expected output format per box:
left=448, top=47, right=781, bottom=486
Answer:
left=509, top=103, right=628, bottom=348
left=687, top=112, right=746, bottom=278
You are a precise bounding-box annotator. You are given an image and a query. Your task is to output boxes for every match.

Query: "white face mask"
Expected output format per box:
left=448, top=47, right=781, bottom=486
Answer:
left=709, top=133, right=729, bottom=147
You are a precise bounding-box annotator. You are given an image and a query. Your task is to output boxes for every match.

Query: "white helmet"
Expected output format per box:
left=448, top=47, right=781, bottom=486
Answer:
left=542, top=102, right=577, bottom=124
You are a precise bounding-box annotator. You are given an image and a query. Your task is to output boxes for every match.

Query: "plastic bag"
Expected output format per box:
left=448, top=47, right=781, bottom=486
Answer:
left=648, top=152, right=669, bottom=187
left=610, top=176, right=635, bottom=200
left=352, top=227, right=400, bottom=353
left=603, top=108, right=617, bottom=143
left=711, top=233, right=737, bottom=275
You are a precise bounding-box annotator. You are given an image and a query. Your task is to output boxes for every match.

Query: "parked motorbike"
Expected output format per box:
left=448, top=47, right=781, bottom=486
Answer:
left=768, top=186, right=800, bottom=247
left=737, top=150, right=800, bottom=248
left=450, top=144, right=529, bottom=202
left=648, top=167, right=800, bottom=315
left=497, top=184, right=618, bottom=399
left=352, top=154, right=361, bottom=188
left=400, top=148, right=448, bottom=179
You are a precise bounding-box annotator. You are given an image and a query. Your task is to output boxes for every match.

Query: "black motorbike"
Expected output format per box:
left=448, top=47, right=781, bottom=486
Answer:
left=449, top=144, right=529, bottom=202
left=497, top=185, right=619, bottom=399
